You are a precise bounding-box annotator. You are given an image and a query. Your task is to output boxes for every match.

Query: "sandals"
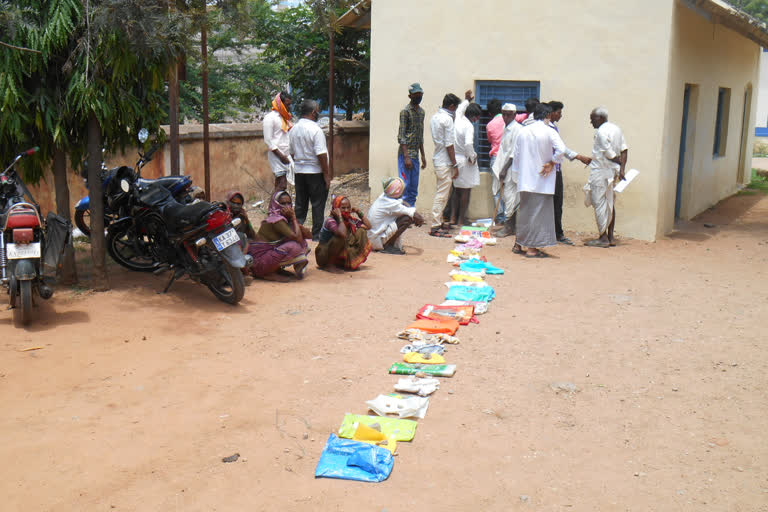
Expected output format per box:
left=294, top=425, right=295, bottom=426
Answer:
left=512, top=245, right=524, bottom=255
left=584, top=239, right=610, bottom=248
left=429, top=228, right=453, bottom=238
left=525, top=251, right=550, bottom=259
left=557, top=236, right=574, bottom=246
left=381, top=246, right=406, bottom=255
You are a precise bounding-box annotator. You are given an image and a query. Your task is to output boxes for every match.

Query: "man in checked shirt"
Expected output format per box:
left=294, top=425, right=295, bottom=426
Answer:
left=397, top=83, right=427, bottom=207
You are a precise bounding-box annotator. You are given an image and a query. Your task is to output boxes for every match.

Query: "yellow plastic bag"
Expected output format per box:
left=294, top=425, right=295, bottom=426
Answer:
left=404, top=352, right=446, bottom=364
left=352, top=422, right=397, bottom=453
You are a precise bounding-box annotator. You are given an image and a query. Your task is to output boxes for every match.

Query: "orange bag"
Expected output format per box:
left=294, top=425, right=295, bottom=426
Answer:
left=405, top=318, right=460, bottom=335
left=416, top=304, right=476, bottom=325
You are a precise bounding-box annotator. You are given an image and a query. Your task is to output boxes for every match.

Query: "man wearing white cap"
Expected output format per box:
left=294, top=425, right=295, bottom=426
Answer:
left=491, top=103, right=523, bottom=237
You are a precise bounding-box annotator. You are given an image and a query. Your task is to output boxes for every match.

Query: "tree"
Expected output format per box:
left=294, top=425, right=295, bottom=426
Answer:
left=729, top=0, right=768, bottom=23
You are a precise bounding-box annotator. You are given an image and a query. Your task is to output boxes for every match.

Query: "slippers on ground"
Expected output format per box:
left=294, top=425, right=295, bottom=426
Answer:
left=557, top=237, right=574, bottom=245
left=381, top=246, right=406, bottom=255
left=429, top=229, right=453, bottom=238
left=584, top=239, right=610, bottom=248
left=512, top=245, right=525, bottom=255
left=525, top=251, right=550, bottom=259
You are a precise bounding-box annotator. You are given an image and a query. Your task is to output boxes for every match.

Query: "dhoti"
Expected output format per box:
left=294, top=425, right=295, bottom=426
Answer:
left=516, top=191, right=556, bottom=249
left=583, top=169, right=615, bottom=236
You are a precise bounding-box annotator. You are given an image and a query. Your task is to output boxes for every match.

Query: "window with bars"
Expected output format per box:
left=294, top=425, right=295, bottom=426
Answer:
left=474, top=80, right=541, bottom=171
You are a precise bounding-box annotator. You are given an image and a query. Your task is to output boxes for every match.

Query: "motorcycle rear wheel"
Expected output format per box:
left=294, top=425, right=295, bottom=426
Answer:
left=205, top=263, right=245, bottom=305
left=74, top=209, right=91, bottom=237
left=106, top=226, right=160, bottom=272
left=14, top=280, right=33, bottom=326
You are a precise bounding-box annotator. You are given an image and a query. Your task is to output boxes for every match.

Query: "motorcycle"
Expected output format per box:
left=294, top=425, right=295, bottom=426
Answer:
left=74, top=132, right=201, bottom=237
left=1, top=148, right=69, bottom=325
left=108, top=168, right=248, bottom=304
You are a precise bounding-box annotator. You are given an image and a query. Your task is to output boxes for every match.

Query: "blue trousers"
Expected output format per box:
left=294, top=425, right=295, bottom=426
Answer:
left=397, top=153, right=420, bottom=206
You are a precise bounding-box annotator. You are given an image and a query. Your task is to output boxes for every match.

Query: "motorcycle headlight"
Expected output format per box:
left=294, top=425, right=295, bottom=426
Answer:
left=120, top=179, right=131, bottom=193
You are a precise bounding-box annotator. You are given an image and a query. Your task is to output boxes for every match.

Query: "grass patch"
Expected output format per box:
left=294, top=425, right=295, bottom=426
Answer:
left=746, top=168, right=768, bottom=193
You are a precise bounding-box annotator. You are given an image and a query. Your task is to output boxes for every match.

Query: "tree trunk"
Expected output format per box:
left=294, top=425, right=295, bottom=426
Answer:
left=53, top=146, right=77, bottom=285
left=87, top=113, right=109, bottom=291
left=169, top=61, right=180, bottom=176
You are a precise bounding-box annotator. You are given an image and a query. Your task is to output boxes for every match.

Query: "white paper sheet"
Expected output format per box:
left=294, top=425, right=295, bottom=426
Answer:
left=614, top=168, right=639, bottom=193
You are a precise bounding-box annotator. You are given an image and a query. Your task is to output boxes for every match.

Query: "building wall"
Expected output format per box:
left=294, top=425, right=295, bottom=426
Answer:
left=370, top=0, right=675, bottom=240
left=27, top=121, right=369, bottom=218
left=657, top=0, right=760, bottom=234
left=755, top=49, right=768, bottom=137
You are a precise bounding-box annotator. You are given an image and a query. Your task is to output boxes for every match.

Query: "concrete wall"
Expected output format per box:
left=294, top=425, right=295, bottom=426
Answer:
left=657, top=0, right=760, bottom=235
left=755, top=50, right=768, bottom=133
left=27, top=121, right=369, bottom=218
left=370, top=0, right=674, bottom=240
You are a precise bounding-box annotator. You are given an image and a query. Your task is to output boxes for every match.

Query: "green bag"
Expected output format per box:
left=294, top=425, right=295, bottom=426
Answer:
left=388, top=362, right=456, bottom=377
left=338, top=414, right=417, bottom=441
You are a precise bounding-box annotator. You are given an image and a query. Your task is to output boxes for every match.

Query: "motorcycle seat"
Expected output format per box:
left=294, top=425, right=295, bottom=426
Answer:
left=161, top=200, right=219, bottom=231
left=137, top=175, right=190, bottom=190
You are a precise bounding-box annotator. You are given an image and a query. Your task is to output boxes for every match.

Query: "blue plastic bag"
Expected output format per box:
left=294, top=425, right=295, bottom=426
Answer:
left=315, top=434, right=394, bottom=482
left=445, top=284, right=495, bottom=303
left=459, top=258, right=504, bottom=275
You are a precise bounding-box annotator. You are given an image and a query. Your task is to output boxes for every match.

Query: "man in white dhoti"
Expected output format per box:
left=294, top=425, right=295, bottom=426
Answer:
left=511, top=103, right=567, bottom=258
left=452, top=99, right=483, bottom=226
left=491, top=104, right=523, bottom=237
left=583, top=107, right=628, bottom=248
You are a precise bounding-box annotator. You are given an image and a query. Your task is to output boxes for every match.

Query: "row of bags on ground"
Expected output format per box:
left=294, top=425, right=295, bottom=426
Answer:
left=315, top=238, right=504, bottom=482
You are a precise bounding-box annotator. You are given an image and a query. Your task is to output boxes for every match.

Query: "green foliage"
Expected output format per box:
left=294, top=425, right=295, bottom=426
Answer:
left=728, top=0, right=768, bottom=23
left=747, top=168, right=768, bottom=192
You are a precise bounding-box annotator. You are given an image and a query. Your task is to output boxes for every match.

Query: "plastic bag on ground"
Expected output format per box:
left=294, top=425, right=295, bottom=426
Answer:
left=338, top=414, right=417, bottom=441
left=460, top=258, right=504, bottom=274
left=400, top=343, right=445, bottom=355
left=366, top=393, right=430, bottom=419
left=417, top=304, right=476, bottom=325
left=445, top=285, right=495, bottom=303
left=388, top=362, right=457, bottom=377
left=394, top=376, right=441, bottom=396
left=352, top=423, right=397, bottom=453
left=315, top=434, right=394, bottom=482
left=406, top=318, right=460, bottom=335
left=441, top=300, right=489, bottom=315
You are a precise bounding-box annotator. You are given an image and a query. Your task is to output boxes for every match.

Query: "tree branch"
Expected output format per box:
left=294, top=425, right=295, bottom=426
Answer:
left=0, top=40, right=42, bottom=54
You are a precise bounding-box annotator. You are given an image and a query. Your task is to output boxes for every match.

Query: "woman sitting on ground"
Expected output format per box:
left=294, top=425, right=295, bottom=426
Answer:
left=247, top=190, right=311, bottom=281
left=315, top=195, right=372, bottom=272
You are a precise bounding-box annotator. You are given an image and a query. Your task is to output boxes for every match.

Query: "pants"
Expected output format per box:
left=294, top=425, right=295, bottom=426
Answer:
left=431, top=165, right=453, bottom=228
left=398, top=153, right=420, bottom=206
left=294, top=173, right=328, bottom=240
left=554, top=171, right=564, bottom=239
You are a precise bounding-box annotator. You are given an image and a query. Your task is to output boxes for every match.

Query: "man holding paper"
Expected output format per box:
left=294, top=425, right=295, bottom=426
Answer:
left=583, top=107, right=628, bottom=248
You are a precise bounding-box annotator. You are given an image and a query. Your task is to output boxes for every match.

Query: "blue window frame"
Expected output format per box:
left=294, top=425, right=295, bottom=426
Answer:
left=474, top=80, right=540, bottom=171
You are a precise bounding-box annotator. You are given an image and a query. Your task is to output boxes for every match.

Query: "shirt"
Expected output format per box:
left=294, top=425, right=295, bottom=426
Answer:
left=289, top=118, right=328, bottom=174
left=547, top=121, right=578, bottom=172
left=454, top=116, right=477, bottom=163
left=491, top=121, right=523, bottom=192
left=512, top=120, right=566, bottom=195
left=397, top=103, right=425, bottom=158
left=430, top=108, right=456, bottom=167
left=486, top=114, right=505, bottom=157
left=263, top=110, right=292, bottom=172
left=367, top=193, right=416, bottom=240
left=590, top=121, right=628, bottom=180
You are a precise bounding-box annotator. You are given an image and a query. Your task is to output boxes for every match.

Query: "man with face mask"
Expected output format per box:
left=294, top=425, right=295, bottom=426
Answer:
left=397, top=83, right=427, bottom=207
left=289, top=99, right=332, bottom=240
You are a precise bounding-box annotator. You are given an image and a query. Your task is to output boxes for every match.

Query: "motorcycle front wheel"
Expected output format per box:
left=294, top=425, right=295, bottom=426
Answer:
left=74, top=209, right=91, bottom=237
left=205, top=263, right=245, bottom=305
left=106, top=226, right=160, bottom=272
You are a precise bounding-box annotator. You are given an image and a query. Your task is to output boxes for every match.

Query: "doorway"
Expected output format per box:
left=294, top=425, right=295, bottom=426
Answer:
left=675, top=84, right=698, bottom=220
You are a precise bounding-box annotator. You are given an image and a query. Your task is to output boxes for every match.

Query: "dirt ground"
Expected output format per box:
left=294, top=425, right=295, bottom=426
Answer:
left=1, top=182, right=767, bottom=511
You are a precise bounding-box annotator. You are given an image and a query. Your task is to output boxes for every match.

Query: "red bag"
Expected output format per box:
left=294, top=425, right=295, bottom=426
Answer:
left=406, top=318, right=460, bottom=335
left=416, top=304, right=476, bottom=325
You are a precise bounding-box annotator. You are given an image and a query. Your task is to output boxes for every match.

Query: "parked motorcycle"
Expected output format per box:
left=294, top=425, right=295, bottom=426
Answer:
left=1, top=148, right=69, bottom=325
left=108, top=169, right=248, bottom=304
left=74, top=133, right=201, bottom=237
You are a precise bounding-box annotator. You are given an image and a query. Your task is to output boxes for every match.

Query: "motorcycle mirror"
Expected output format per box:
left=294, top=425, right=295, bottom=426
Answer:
left=138, top=128, right=149, bottom=144
left=120, top=179, right=131, bottom=193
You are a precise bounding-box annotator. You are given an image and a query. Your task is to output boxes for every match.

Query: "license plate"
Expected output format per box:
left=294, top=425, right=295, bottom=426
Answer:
left=7, top=242, right=41, bottom=259
left=212, top=228, right=238, bottom=251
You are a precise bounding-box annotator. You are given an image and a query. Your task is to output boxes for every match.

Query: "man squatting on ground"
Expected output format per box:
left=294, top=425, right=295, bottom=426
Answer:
left=428, top=93, right=461, bottom=237
left=263, top=91, right=293, bottom=193
left=397, top=83, right=427, bottom=208
left=289, top=99, right=332, bottom=241
left=583, top=107, right=628, bottom=248
left=367, top=177, right=425, bottom=255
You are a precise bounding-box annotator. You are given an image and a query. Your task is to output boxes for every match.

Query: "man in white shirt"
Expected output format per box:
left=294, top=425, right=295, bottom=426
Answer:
left=367, top=177, right=425, bottom=254
left=511, top=103, right=567, bottom=258
left=547, top=100, right=591, bottom=245
left=583, top=107, right=628, bottom=248
left=490, top=103, right=521, bottom=237
left=289, top=99, right=332, bottom=240
left=452, top=97, right=483, bottom=226
left=428, top=93, right=460, bottom=237
left=262, top=91, right=293, bottom=193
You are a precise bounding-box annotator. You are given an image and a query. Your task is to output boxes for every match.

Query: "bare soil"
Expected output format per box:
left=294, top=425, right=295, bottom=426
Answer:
left=1, top=186, right=767, bottom=511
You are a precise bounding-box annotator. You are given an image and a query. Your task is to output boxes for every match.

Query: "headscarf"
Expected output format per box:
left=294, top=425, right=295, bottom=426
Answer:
left=271, top=93, right=293, bottom=132
left=264, top=190, right=291, bottom=224
left=331, top=195, right=357, bottom=234
left=225, top=190, right=245, bottom=215
left=382, top=177, right=405, bottom=199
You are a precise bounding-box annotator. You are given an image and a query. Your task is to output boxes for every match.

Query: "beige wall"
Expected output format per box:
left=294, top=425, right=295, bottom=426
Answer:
left=370, top=0, right=675, bottom=240
left=657, top=1, right=760, bottom=235
left=27, top=121, right=369, bottom=218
